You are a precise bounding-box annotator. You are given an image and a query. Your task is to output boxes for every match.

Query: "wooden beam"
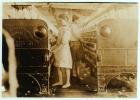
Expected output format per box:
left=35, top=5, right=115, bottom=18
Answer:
left=35, top=3, right=113, bottom=10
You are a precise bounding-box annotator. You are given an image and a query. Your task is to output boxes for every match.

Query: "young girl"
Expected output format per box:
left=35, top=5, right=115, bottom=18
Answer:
left=51, top=14, right=72, bottom=88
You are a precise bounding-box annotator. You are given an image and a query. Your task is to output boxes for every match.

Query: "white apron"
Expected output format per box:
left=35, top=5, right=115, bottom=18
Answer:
left=54, top=26, right=72, bottom=69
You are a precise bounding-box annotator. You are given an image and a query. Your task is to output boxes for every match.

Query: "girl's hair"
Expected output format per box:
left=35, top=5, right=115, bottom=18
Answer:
left=72, top=14, right=80, bottom=22
left=58, top=13, right=69, bottom=21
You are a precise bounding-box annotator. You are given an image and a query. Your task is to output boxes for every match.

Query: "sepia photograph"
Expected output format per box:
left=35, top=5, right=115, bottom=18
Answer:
left=1, top=2, right=138, bottom=98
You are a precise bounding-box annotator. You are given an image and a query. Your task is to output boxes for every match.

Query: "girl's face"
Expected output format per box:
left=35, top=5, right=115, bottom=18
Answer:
left=58, top=18, right=67, bottom=26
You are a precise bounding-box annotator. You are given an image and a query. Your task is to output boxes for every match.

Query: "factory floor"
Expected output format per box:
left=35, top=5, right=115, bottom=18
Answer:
left=1, top=76, right=134, bottom=97
left=52, top=77, right=97, bottom=97
left=34, top=77, right=136, bottom=98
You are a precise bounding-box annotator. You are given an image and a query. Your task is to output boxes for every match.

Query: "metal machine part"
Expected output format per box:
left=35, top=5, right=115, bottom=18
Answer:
left=3, top=19, right=50, bottom=96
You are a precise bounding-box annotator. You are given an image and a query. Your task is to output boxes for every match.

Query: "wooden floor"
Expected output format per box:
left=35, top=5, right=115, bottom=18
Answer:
left=51, top=77, right=136, bottom=98
left=53, top=77, right=97, bottom=97
left=29, top=77, right=136, bottom=98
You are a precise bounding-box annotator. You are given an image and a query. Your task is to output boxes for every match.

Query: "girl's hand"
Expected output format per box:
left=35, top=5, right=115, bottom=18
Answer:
left=51, top=49, right=57, bottom=54
left=50, top=46, right=57, bottom=54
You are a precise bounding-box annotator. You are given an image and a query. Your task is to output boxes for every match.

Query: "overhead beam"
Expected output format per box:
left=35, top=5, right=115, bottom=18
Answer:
left=35, top=3, right=113, bottom=10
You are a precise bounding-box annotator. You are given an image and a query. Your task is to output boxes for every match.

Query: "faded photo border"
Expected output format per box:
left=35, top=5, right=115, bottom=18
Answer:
left=0, top=0, right=139, bottom=100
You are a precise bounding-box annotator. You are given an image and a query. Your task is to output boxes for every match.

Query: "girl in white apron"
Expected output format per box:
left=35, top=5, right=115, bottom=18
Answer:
left=51, top=14, right=72, bottom=88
